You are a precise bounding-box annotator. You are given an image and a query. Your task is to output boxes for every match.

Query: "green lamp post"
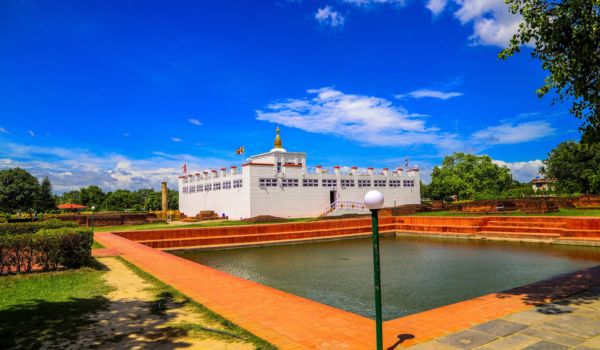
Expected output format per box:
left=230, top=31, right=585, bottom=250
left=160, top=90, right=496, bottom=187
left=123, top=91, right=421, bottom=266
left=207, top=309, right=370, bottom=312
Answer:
left=363, top=190, right=385, bottom=350
left=91, top=206, right=96, bottom=232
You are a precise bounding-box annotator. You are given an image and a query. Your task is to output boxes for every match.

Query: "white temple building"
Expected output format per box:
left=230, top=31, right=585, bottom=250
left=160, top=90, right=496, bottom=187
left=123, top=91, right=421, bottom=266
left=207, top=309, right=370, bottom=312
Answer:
left=178, top=128, right=421, bottom=219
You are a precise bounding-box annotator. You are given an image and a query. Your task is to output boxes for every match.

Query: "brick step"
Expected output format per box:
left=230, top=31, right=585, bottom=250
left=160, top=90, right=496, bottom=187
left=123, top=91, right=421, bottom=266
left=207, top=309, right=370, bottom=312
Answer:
left=396, top=224, right=480, bottom=234
left=558, top=237, right=600, bottom=241
left=140, top=227, right=392, bottom=249
left=560, top=230, right=600, bottom=238
left=478, top=231, right=561, bottom=240
left=123, top=223, right=397, bottom=241
left=480, top=226, right=565, bottom=234
left=162, top=232, right=374, bottom=251
left=486, top=221, right=566, bottom=228
left=485, top=216, right=565, bottom=222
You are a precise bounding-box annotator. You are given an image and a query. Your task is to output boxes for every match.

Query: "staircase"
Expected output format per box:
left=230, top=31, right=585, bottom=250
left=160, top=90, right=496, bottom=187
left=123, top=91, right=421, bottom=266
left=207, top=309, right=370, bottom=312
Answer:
left=321, top=201, right=369, bottom=217
left=479, top=219, right=566, bottom=240
left=115, top=217, right=397, bottom=250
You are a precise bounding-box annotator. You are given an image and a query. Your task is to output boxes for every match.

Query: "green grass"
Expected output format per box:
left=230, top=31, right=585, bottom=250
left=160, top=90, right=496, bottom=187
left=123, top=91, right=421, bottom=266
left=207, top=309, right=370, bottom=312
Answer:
left=117, top=257, right=277, bottom=350
left=410, top=208, right=600, bottom=217
left=92, top=240, right=105, bottom=249
left=94, top=217, right=316, bottom=232
left=0, top=260, right=113, bottom=349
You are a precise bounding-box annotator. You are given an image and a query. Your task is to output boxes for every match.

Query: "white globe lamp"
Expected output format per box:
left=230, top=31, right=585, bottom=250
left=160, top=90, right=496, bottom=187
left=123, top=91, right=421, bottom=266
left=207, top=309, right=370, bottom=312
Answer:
left=363, top=190, right=384, bottom=210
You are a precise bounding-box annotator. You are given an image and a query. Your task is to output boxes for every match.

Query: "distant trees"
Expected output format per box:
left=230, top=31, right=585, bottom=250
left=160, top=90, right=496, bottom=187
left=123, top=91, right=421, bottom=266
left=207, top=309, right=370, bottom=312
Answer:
left=56, top=186, right=179, bottom=212
left=0, top=167, right=179, bottom=213
left=545, top=141, right=600, bottom=194
left=428, top=153, right=513, bottom=200
left=0, top=168, right=56, bottom=213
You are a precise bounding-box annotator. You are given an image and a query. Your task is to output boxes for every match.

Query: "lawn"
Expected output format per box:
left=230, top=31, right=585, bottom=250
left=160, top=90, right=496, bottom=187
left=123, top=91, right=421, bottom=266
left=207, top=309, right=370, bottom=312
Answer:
left=117, top=257, right=276, bottom=349
left=410, top=208, right=600, bottom=217
left=0, top=261, right=113, bottom=349
left=94, top=217, right=316, bottom=232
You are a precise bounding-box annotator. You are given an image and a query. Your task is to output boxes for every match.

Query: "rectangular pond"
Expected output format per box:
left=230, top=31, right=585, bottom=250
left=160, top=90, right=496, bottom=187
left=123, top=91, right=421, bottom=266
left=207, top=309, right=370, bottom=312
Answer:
left=171, top=236, right=600, bottom=320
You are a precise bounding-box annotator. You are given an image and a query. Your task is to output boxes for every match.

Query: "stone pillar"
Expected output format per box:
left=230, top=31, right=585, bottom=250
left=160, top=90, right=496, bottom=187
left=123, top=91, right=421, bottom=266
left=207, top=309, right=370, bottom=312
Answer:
left=161, top=182, right=168, bottom=220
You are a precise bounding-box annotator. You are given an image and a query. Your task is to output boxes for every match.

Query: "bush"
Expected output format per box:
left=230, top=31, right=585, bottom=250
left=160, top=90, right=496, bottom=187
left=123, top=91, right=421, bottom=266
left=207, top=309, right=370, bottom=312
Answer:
left=0, top=218, right=78, bottom=236
left=0, top=228, right=92, bottom=274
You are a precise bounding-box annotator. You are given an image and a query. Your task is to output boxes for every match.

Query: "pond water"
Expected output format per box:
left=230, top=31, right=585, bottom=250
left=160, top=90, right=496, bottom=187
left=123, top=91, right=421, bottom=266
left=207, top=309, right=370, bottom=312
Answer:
left=172, top=236, right=600, bottom=320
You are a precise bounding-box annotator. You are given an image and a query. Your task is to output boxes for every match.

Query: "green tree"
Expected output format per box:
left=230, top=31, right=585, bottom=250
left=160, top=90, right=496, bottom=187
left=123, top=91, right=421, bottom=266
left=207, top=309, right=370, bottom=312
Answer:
left=500, top=0, right=600, bottom=132
left=59, top=190, right=82, bottom=205
left=35, top=176, right=56, bottom=212
left=545, top=141, right=600, bottom=194
left=102, top=190, right=135, bottom=211
left=428, top=153, right=513, bottom=200
left=0, top=168, right=40, bottom=213
left=79, top=185, right=105, bottom=208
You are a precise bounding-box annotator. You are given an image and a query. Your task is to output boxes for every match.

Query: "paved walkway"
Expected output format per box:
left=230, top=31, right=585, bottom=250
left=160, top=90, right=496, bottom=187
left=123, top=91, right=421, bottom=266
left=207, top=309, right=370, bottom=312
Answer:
left=409, top=286, right=600, bottom=349
left=95, top=231, right=600, bottom=349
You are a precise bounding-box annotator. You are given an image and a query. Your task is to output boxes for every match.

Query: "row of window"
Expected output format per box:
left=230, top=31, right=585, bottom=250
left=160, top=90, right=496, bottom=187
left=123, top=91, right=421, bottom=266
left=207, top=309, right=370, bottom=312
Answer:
left=182, top=179, right=243, bottom=194
left=259, top=178, right=415, bottom=188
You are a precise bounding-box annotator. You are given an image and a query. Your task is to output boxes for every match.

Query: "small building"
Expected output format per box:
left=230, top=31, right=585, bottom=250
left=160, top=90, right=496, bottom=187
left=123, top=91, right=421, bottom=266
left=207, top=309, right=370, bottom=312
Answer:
left=178, top=128, right=421, bottom=219
left=532, top=176, right=556, bottom=192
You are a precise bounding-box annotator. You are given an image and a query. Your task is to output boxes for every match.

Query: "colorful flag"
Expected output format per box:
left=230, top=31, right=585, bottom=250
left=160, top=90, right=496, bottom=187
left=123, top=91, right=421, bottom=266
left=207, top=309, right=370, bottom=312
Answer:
left=182, top=163, right=187, bottom=174
left=235, top=146, right=244, bottom=155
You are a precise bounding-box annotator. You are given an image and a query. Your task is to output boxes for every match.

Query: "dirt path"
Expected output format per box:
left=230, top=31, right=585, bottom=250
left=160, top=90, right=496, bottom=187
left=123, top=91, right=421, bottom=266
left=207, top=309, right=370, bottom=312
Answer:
left=59, top=257, right=255, bottom=350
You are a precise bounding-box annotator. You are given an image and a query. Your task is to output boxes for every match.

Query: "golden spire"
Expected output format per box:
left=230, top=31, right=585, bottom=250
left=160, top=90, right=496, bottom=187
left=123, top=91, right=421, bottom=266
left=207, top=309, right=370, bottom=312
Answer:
left=273, top=126, right=283, bottom=149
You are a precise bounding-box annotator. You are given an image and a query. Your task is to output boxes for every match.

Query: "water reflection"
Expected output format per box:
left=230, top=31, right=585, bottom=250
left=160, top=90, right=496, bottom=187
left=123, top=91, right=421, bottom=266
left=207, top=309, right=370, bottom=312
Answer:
left=172, top=236, right=600, bottom=320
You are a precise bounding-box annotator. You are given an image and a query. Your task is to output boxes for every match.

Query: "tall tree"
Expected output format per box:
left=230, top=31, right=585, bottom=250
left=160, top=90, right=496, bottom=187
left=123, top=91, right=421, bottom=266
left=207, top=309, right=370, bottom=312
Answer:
left=79, top=185, right=105, bottom=208
left=35, top=176, right=56, bottom=212
left=545, top=141, right=600, bottom=194
left=0, top=168, right=40, bottom=213
left=428, top=153, right=513, bottom=200
left=500, top=0, right=600, bottom=132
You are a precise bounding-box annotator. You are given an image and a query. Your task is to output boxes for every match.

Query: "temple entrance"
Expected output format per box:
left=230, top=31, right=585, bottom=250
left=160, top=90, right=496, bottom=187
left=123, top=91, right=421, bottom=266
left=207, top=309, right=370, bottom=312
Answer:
left=329, top=190, right=337, bottom=206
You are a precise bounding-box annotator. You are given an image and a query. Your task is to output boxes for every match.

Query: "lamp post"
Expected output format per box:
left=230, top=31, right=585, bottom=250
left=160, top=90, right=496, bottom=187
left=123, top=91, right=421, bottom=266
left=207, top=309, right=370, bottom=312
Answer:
left=363, top=190, right=385, bottom=350
left=91, top=206, right=96, bottom=232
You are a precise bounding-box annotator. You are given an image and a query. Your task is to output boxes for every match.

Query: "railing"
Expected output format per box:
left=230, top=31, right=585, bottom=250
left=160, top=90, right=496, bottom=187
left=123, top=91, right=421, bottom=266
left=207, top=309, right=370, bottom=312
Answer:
left=321, top=201, right=369, bottom=216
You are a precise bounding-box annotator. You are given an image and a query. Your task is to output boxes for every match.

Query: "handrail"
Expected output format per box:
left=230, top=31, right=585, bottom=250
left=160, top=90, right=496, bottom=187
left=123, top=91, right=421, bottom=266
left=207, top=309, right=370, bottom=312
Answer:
left=321, top=200, right=369, bottom=216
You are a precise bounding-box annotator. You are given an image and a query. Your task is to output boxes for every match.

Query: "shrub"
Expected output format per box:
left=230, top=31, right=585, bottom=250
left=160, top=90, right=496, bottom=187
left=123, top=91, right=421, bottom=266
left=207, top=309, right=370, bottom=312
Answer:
left=0, top=228, right=92, bottom=274
left=0, top=218, right=78, bottom=236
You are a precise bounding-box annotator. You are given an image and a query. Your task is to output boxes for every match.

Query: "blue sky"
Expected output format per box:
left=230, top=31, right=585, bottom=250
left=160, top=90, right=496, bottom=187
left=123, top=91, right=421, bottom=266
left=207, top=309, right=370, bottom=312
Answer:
left=0, top=0, right=582, bottom=192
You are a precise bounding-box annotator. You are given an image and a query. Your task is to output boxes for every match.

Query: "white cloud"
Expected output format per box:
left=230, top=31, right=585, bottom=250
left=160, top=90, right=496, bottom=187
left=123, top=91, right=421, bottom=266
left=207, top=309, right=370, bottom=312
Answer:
left=171, top=137, right=183, bottom=143
left=398, top=89, right=463, bottom=100
left=28, top=130, right=35, bottom=137
left=342, top=0, right=405, bottom=5
left=493, top=159, right=543, bottom=182
left=256, top=87, right=462, bottom=150
left=453, top=0, right=521, bottom=47
left=0, top=142, right=233, bottom=193
left=315, top=6, right=345, bottom=27
left=471, top=121, right=555, bottom=145
left=0, top=127, right=8, bottom=134
left=426, top=0, right=448, bottom=16
left=189, top=118, right=202, bottom=126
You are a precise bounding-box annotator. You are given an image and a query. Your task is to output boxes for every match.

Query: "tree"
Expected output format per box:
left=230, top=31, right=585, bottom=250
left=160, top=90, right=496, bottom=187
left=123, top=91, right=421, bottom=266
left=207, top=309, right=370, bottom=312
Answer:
left=79, top=185, right=105, bottom=208
left=428, top=153, right=513, bottom=200
left=500, top=0, right=600, bottom=132
left=35, top=176, right=56, bottom=212
left=102, top=190, right=136, bottom=211
left=545, top=141, right=600, bottom=194
left=0, top=168, right=40, bottom=213
left=59, top=190, right=82, bottom=205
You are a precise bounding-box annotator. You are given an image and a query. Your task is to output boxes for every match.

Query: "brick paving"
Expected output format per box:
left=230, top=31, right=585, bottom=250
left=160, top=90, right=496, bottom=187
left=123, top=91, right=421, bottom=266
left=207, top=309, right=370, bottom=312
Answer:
left=95, top=231, right=600, bottom=349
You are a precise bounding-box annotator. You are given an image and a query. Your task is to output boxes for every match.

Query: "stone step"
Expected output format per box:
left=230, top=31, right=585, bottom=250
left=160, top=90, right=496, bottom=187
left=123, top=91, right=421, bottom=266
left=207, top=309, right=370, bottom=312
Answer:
left=486, top=221, right=567, bottom=228
left=478, top=231, right=561, bottom=240
left=396, top=224, right=479, bottom=234
left=561, top=230, right=600, bottom=238
left=480, top=226, right=565, bottom=234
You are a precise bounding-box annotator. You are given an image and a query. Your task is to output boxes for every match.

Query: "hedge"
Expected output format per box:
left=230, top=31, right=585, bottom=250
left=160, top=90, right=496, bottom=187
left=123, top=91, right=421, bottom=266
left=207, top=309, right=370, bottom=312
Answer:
left=0, top=228, right=93, bottom=274
left=0, top=218, right=78, bottom=236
